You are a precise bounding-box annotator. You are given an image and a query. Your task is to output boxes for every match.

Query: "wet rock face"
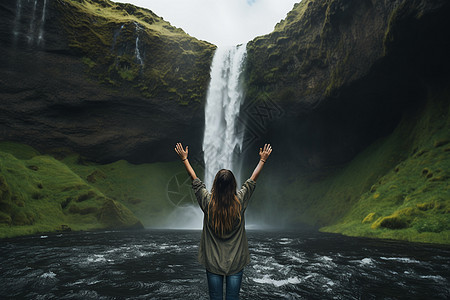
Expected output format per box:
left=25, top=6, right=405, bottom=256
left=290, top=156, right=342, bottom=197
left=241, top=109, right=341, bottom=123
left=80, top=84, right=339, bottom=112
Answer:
left=244, top=0, right=450, bottom=170
left=0, top=0, right=214, bottom=163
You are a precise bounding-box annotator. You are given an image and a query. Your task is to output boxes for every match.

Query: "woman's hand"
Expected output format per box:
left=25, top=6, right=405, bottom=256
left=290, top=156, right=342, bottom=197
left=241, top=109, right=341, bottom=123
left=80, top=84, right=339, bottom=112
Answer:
left=175, top=142, right=188, bottom=161
left=250, top=143, right=272, bottom=182
left=259, top=143, right=272, bottom=162
left=175, top=142, right=197, bottom=180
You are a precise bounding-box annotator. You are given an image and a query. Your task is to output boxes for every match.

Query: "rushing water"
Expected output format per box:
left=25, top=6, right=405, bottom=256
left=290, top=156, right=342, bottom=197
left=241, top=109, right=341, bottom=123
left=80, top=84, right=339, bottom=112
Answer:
left=0, top=230, right=448, bottom=299
left=203, top=45, right=247, bottom=189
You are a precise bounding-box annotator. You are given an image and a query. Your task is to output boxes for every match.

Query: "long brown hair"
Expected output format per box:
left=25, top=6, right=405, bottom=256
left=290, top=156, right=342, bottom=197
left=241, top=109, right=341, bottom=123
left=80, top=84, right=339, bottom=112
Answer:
left=208, top=169, right=242, bottom=236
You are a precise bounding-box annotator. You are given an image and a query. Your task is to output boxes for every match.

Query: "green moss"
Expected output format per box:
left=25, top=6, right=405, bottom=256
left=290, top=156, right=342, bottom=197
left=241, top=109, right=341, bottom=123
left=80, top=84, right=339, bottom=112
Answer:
left=57, top=0, right=216, bottom=104
left=0, top=142, right=40, bottom=160
left=0, top=142, right=168, bottom=238
left=281, top=86, right=450, bottom=244
left=362, top=212, right=377, bottom=224
left=81, top=56, right=96, bottom=69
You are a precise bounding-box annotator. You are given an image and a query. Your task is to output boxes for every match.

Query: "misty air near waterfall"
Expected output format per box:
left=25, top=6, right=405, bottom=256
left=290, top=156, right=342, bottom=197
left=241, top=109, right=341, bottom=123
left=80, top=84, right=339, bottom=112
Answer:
left=0, top=0, right=449, bottom=299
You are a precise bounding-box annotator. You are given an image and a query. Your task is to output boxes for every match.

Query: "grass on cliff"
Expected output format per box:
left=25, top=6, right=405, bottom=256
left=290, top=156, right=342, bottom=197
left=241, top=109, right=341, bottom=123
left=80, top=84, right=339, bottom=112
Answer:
left=60, top=155, right=196, bottom=225
left=280, top=86, right=450, bottom=244
left=59, top=0, right=215, bottom=104
left=0, top=143, right=105, bottom=237
left=0, top=142, right=189, bottom=238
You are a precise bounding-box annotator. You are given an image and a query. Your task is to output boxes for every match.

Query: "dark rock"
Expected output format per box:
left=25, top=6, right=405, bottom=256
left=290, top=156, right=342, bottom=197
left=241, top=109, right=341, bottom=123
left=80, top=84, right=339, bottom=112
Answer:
left=60, top=196, right=72, bottom=209
left=57, top=224, right=72, bottom=232
left=86, top=170, right=106, bottom=183
left=0, top=0, right=215, bottom=164
left=127, top=197, right=143, bottom=205
left=75, top=191, right=96, bottom=202
left=244, top=0, right=450, bottom=171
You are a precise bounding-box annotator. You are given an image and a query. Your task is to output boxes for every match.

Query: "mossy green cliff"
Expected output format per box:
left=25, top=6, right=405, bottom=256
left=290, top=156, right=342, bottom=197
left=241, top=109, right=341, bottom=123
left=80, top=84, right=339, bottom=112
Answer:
left=244, top=0, right=450, bottom=244
left=59, top=0, right=215, bottom=103
left=0, top=142, right=144, bottom=237
left=0, top=142, right=202, bottom=238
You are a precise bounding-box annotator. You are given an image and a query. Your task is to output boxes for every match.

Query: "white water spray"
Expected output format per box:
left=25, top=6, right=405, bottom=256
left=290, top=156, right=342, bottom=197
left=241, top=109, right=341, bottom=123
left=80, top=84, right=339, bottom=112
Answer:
left=162, top=206, right=203, bottom=230
left=203, top=44, right=247, bottom=189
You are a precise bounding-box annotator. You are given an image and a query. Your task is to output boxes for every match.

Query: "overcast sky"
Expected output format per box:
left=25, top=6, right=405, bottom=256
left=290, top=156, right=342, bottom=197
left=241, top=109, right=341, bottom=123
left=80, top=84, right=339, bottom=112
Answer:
left=114, top=0, right=300, bottom=46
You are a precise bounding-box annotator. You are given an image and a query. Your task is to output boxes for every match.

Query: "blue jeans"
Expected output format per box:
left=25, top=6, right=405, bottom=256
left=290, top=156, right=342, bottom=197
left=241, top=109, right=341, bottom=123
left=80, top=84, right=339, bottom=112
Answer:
left=206, top=269, right=243, bottom=300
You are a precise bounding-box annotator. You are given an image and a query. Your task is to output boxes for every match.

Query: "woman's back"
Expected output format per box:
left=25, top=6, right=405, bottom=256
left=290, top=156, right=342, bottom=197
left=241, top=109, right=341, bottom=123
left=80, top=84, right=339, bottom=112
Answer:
left=193, top=176, right=256, bottom=275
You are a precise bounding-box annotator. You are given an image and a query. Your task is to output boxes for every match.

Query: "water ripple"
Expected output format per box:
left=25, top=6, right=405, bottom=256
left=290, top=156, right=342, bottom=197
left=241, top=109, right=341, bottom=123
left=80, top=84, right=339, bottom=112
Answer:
left=0, top=229, right=448, bottom=299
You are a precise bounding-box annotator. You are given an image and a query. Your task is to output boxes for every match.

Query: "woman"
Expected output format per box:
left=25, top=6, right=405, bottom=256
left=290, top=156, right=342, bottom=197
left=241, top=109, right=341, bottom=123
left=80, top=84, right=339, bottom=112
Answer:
left=174, top=142, right=272, bottom=300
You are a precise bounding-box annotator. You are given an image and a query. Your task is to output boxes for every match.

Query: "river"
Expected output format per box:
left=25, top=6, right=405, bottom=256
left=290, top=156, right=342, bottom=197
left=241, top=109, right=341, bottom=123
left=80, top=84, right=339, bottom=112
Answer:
left=0, top=229, right=448, bottom=299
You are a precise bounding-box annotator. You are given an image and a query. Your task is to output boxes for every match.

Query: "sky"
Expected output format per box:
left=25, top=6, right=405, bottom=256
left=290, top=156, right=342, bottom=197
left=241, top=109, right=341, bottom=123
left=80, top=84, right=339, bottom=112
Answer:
left=114, top=0, right=300, bottom=46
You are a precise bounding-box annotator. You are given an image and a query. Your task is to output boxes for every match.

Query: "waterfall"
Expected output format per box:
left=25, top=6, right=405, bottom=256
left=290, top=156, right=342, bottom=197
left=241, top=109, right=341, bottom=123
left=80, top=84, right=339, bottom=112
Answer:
left=202, top=44, right=247, bottom=189
left=134, top=22, right=144, bottom=66
left=13, top=0, right=46, bottom=47
left=12, top=0, right=23, bottom=45
left=27, top=0, right=38, bottom=45
left=37, top=0, right=47, bottom=45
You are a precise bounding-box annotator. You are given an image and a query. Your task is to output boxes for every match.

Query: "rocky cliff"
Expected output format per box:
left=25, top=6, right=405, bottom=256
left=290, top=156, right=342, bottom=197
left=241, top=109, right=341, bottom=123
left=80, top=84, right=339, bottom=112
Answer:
left=243, top=0, right=450, bottom=243
left=0, top=0, right=215, bottom=164
left=245, top=0, right=450, bottom=169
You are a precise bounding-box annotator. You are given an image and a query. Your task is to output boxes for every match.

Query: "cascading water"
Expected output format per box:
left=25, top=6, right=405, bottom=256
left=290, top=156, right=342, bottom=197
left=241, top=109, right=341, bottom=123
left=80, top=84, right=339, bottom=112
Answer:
left=12, top=0, right=22, bottom=45
left=13, top=0, right=47, bottom=47
left=134, top=22, right=144, bottom=66
left=203, top=44, right=247, bottom=189
left=27, top=0, right=38, bottom=45
left=37, top=0, right=47, bottom=45
left=163, top=45, right=247, bottom=230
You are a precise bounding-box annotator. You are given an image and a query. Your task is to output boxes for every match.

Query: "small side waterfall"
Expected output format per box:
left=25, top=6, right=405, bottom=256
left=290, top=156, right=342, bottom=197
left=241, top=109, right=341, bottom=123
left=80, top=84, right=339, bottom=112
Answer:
left=27, top=0, right=38, bottom=45
left=12, top=0, right=47, bottom=47
left=37, top=0, right=47, bottom=45
left=134, top=22, right=144, bottom=66
left=12, top=0, right=22, bottom=45
left=203, top=44, right=247, bottom=189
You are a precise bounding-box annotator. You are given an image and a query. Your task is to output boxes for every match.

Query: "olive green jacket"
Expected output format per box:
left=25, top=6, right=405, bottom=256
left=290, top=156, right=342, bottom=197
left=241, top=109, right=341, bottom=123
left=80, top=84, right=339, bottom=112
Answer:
left=192, top=177, right=256, bottom=275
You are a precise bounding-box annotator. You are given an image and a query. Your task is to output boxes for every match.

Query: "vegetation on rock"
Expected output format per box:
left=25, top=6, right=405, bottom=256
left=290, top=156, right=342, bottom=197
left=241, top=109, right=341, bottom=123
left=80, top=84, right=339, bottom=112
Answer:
left=58, top=0, right=216, bottom=104
left=244, top=0, right=450, bottom=244
left=0, top=142, right=145, bottom=238
left=0, top=141, right=205, bottom=238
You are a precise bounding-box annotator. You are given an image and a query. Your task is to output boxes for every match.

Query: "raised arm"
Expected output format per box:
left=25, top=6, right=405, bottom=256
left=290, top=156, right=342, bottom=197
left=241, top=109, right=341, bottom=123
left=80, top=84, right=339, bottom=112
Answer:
left=250, top=144, right=273, bottom=182
left=174, top=142, right=198, bottom=181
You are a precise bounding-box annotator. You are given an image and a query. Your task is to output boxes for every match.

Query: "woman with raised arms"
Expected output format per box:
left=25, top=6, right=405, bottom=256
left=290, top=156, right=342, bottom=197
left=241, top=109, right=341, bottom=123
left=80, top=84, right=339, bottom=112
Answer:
left=175, top=143, right=272, bottom=300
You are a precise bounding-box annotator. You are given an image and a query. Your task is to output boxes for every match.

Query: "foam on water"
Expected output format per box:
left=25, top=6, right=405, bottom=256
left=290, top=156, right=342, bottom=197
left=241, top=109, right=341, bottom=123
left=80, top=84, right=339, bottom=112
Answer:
left=380, top=256, right=420, bottom=264
left=253, top=274, right=301, bottom=287
left=279, top=238, right=292, bottom=245
left=86, top=254, right=109, bottom=263
left=283, top=250, right=307, bottom=263
left=359, top=257, right=375, bottom=266
left=40, top=271, right=56, bottom=279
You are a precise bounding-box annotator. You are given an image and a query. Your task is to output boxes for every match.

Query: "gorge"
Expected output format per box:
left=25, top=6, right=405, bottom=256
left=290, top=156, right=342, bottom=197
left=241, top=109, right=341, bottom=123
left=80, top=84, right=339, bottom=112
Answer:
left=0, top=0, right=449, bottom=245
